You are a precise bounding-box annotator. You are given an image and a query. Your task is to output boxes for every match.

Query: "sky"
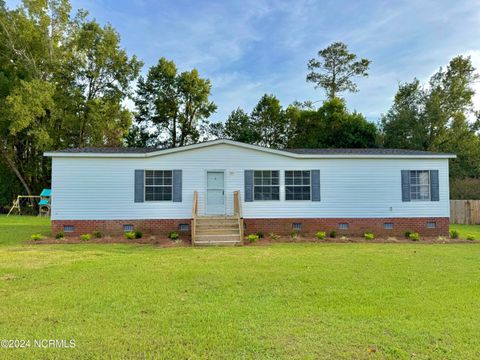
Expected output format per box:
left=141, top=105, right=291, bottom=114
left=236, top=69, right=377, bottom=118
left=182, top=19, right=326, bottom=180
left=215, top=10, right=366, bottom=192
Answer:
left=6, top=0, right=480, bottom=123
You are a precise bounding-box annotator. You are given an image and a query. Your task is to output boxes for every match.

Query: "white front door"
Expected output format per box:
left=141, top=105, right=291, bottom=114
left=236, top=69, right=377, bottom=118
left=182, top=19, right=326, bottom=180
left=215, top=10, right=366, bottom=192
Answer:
left=206, top=171, right=225, bottom=215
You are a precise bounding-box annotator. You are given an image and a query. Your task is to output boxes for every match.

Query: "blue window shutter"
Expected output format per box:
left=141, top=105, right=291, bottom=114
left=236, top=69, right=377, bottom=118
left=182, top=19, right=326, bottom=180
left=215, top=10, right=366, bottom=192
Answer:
left=244, top=170, right=253, bottom=202
left=134, top=170, right=144, bottom=203
left=311, top=170, right=320, bottom=201
left=401, top=170, right=410, bottom=202
left=430, top=170, right=439, bottom=201
left=172, top=169, right=182, bottom=202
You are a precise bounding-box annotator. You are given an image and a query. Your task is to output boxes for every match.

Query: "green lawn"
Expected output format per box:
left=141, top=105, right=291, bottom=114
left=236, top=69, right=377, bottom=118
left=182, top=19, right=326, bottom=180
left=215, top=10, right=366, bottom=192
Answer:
left=450, top=223, right=480, bottom=240
left=0, top=216, right=479, bottom=359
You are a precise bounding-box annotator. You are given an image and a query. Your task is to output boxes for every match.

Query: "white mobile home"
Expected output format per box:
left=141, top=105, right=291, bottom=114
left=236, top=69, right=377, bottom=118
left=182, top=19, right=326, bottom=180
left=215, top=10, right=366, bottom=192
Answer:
left=45, top=139, right=454, bottom=244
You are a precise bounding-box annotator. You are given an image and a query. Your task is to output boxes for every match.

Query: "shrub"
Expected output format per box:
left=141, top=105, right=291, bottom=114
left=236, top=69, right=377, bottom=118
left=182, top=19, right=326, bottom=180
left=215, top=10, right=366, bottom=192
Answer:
left=55, top=232, right=64, bottom=239
left=364, top=232, right=375, bottom=240
left=450, top=178, right=480, bottom=200
left=168, top=231, right=179, bottom=240
left=329, top=230, right=337, bottom=238
left=449, top=230, right=459, bottom=239
left=81, top=234, right=91, bottom=241
left=256, top=232, right=264, bottom=238
left=31, top=233, right=44, bottom=241
left=92, top=230, right=103, bottom=238
left=134, top=230, right=143, bottom=239
left=247, top=234, right=259, bottom=243
left=404, top=230, right=412, bottom=238
left=290, top=231, right=300, bottom=239
left=409, top=232, right=420, bottom=241
left=269, top=233, right=280, bottom=241
left=124, top=231, right=136, bottom=240
left=340, top=236, right=349, bottom=241
left=315, top=231, right=326, bottom=240
left=466, top=234, right=476, bottom=241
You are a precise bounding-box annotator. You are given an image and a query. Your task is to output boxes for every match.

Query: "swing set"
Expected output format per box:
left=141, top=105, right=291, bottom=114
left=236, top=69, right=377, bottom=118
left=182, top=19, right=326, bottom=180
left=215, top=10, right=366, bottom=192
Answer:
left=7, top=189, right=51, bottom=217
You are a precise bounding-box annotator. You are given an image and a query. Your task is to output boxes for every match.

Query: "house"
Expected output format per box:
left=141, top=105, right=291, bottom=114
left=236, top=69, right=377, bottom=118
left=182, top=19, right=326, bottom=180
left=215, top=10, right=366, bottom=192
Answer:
left=44, top=139, right=455, bottom=244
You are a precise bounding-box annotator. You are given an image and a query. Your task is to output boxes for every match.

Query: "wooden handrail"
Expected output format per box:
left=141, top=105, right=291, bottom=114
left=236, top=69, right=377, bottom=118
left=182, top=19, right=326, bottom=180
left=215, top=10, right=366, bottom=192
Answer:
left=233, top=191, right=244, bottom=244
left=192, top=190, right=198, bottom=218
left=191, top=191, right=198, bottom=245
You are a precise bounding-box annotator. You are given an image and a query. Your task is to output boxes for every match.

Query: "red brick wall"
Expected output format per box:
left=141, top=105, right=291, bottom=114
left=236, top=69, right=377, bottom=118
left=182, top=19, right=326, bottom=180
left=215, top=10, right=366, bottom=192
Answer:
left=52, top=219, right=191, bottom=237
left=244, top=217, right=449, bottom=237
left=52, top=217, right=449, bottom=237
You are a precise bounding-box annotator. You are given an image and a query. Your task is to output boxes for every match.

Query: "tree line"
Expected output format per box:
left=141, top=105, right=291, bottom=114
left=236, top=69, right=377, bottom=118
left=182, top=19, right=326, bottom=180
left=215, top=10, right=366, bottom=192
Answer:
left=1, top=1, right=479, bottom=208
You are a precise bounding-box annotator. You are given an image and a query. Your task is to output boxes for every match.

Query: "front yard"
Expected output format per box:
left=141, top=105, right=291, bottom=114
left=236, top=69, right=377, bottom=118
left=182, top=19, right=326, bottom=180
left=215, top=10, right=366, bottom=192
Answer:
left=0, top=216, right=479, bottom=359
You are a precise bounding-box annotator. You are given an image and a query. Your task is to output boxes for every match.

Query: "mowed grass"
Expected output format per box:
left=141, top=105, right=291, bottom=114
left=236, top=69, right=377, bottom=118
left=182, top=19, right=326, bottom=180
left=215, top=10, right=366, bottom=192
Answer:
left=0, top=216, right=479, bottom=359
left=450, top=223, right=480, bottom=240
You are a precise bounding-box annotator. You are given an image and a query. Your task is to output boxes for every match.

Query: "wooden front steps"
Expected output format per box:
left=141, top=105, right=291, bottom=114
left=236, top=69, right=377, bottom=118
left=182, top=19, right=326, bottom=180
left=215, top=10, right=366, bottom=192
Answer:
left=193, top=216, right=242, bottom=246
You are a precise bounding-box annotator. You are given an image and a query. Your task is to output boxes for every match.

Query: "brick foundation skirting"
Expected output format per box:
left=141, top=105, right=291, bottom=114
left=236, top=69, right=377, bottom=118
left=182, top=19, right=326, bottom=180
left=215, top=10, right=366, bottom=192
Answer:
left=52, top=219, right=192, bottom=237
left=53, top=217, right=449, bottom=237
left=243, top=217, right=450, bottom=237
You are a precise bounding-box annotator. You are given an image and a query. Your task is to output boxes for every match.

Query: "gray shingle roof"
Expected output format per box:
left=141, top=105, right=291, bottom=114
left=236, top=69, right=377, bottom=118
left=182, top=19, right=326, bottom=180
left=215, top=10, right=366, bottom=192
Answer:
left=284, top=148, right=454, bottom=156
left=53, top=147, right=157, bottom=154
left=46, top=140, right=454, bottom=157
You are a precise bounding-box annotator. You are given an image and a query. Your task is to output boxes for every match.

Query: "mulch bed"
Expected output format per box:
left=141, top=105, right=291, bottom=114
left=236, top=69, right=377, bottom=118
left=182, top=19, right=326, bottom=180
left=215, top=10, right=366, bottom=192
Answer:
left=245, top=235, right=476, bottom=245
left=27, top=235, right=189, bottom=247
left=27, top=234, right=476, bottom=246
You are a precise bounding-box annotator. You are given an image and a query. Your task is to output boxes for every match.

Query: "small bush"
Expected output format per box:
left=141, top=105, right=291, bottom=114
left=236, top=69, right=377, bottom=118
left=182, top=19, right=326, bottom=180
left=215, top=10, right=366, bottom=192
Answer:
left=466, top=234, right=476, bottom=241
left=168, top=231, right=179, bottom=240
left=134, top=230, right=143, bottom=239
left=329, top=230, right=337, bottom=238
left=55, top=232, right=64, bottom=239
left=269, top=233, right=280, bottom=241
left=340, top=236, right=349, bottom=241
left=315, top=231, right=326, bottom=240
left=409, top=232, right=420, bottom=241
left=81, top=234, right=91, bottom=241
left=290, top=230, right=300, bottom=239
left=404, top=230, right=412, bottom=238
left=364, top=232, right=375, bottom=240
left=31, top=233, right=44, bottom=241
left=124, top=231, right=136, bottom=240
left=449, top=230, right=459, bottom=239
left=247, top=234, right=259, bottom=243
left=256, top=231, right=264, bottom=238
left=92, top=230, right=103, bottom=238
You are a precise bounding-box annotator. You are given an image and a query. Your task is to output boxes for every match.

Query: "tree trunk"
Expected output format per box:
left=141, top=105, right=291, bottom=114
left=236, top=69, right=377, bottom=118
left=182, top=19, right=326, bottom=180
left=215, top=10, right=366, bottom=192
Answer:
left=1, top=152, right=33, bottom=197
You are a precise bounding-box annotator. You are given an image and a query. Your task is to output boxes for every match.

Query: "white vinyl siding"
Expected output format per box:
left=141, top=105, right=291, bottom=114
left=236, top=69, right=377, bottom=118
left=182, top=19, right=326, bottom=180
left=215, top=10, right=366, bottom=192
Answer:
left=50, top=143, right=451, bottom=220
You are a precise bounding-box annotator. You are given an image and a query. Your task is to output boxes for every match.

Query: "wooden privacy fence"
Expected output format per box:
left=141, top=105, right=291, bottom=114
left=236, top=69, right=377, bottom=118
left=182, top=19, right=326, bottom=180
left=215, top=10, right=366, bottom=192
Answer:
left=450, top=200, right=480, bottom=224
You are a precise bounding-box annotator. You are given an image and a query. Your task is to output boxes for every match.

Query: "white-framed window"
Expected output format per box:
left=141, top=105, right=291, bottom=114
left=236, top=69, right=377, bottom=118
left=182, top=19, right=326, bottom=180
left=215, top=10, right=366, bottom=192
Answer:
left=384, top=223, right=394, bottom=230
left=410, top=170, right=430, bottom=201
left=145, top=170, right=173, bottom=201
left=285, top=170, right=311, bottom=200
left=339, top=223, right=349, bottom=230
left=426, top=221, right=436, bottom=229
left=254, top=170, right=280, bottom=200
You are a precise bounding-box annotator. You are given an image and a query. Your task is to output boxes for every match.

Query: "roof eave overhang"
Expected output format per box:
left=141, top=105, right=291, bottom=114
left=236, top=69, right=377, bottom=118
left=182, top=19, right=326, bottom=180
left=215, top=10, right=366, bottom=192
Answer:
left=43, top=139, right=457, bottom=159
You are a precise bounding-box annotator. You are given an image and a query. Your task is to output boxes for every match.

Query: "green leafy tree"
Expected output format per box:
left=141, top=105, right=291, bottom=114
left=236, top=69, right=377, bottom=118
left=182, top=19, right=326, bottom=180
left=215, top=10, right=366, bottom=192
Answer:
left=381, top=55, right=480, bottom=178
left=251, top=94, right=288, bottom=148
left=287, top=98, right=378, bottom=148
left=0, top=0, right=140, bottom=201
left=222, top=108, right=260, bottom=143
left=307, top=42, right=370, bottom=99
left=134, top=57, right=217, bottom=148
